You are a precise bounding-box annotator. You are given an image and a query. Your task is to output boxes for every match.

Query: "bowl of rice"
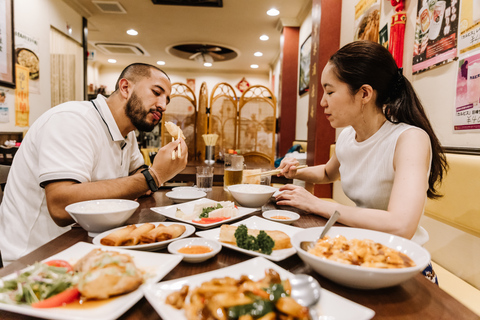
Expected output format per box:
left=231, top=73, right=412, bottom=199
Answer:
left=227, top=184, right=277, bottom=207
left=65, top=199, right=139, bottom=236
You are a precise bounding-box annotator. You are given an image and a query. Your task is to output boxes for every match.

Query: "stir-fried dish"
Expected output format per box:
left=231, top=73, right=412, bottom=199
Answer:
left=308, top=235, right=415, bottom=269
left=166, top=268, right=310, bottom=320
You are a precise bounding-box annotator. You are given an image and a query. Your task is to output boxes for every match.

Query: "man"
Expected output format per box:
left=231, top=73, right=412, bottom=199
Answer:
left=0, top=63, right=187, bottom=263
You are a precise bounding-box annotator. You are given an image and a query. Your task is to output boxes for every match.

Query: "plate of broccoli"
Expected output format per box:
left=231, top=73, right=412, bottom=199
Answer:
left=196, top=216, right=302, bottom=261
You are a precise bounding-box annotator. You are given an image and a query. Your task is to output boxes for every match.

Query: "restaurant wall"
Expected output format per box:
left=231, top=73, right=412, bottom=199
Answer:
left=95, top=64, right=270, bottom=101
left=0, top=0, right=83, bottom=133
left=340, top=1, right=480, bottom=148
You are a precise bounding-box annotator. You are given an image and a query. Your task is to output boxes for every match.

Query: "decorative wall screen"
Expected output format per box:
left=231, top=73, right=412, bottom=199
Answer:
left=208, top=82, right=238, bottom=159
left=196, top=82, right=209, bottom=161
left=161, top=83, right=197, bottom=161
left=238, top=85, right=276, bottom=164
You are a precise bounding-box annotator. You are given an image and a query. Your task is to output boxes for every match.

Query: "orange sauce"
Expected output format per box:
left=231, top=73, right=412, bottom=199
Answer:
left=60, top=296, right=118, bottom=309
left=178, top=245, right=212, bottom=254
left=271, top=215, right=291, bottom=220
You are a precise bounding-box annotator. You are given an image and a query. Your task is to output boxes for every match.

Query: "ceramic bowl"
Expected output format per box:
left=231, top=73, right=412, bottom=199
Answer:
left=227, top=184, right=276, bottom=207
left=65, top=199, right=139, bottom=237
left=167, top=238, right=221, bottom=263
left=262, top=210, right=300, bottom=225
left=291, top=227, right=431, bottom=289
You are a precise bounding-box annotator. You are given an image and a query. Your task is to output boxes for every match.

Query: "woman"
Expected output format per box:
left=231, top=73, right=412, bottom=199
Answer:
left=277, top=40, right=447, bottom=244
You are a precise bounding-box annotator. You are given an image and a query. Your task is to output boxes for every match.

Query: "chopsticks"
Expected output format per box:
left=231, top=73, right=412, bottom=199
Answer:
left=243, top=165, right=308, bottom=177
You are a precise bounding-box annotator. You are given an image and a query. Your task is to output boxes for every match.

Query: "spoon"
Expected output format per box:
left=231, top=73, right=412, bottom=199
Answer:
left=300, top=210, right=340, bottom=252
left=289, top=274, right=321, bottom=319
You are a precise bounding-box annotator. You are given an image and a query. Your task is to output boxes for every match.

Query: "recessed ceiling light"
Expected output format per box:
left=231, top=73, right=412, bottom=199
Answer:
left=254, top=52, right=263, bottom=57
left=250, top=64, right=259, bottom=69
left=267, top=8, right=279, bottom=16
left=108, top=59, right=117, bottom=63
left=260, top=35, right=269, bottom=41
left=204, top=62, right=212, bottom=67
left=157, top=60, right=165, bottom=65
left=126, top=29, right=138, bottom=36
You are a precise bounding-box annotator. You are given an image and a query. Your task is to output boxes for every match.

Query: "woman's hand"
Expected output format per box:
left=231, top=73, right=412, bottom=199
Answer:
left=277, top=158, right=301, bottom=179
left=275, top=184, right=321, bottom=213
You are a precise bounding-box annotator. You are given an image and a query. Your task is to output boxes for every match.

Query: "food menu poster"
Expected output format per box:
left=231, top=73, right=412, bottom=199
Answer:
left=454, top=50, right=480, bottom=131
left=15, top=64, right=29, bottom=127
left=15, top=30, right=40, bottom=94
left=412, top=0, right=459, bottom=74
left=458, top=0, right=480, bottom=54
left=0, top=88, right=8, bottom=123
left=354, top=0, right=381, bottom=43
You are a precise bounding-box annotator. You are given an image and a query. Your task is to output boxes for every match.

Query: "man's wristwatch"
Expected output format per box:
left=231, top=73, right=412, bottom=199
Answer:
left=142, top=169, right=158, bottom=192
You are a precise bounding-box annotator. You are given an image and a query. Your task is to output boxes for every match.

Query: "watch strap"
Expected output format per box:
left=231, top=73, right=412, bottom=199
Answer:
left=142, top=169, right=158, bottom=192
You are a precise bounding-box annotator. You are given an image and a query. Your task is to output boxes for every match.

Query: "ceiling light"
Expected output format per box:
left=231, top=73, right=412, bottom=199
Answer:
left=108, top=59, right=117, bottom=63
left=254, top=52, right=263, bottom=57
left=126, top=29, right=138, bottom=36
left=250, top=64, right=259, bottom=69
left=260, top=35, right=269, bottom=41
left=267, top=8, right=279, bottom=16
left=204, top=62, right=212, bottom=67
left=157, top=60, right=165, bottom=65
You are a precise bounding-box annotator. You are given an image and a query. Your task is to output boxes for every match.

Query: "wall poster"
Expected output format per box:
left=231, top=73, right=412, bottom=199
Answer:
left=458, top=0, right=480, bottom=54
left=354, top=0, right=381, bottom=43
left=412, top=0, right=460, bottom=74
left=0, top=0, right=15, bottom=88
left=15, top=30, right=40, bottom=94
left=15, top=64, right=29, bottom=127
left=454, top=50, right=480, bottom=131
left=299, top=35, right=311, bottom=95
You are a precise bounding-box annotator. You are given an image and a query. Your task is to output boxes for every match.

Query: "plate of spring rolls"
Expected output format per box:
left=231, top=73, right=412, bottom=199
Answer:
left=92, top=222, right=195, bottom=251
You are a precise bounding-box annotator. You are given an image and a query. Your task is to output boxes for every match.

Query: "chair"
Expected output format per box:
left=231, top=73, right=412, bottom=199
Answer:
left=0, top=146, right=18, bottom=165
left=243, top=151, right=272, bottom=166
left=196, top=82, right=209, bottom=161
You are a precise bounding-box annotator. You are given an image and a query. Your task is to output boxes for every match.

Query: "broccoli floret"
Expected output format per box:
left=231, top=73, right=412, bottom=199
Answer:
left=234, top=224, right=249, bottom=248
left=257, top=230, right=274, bottom=255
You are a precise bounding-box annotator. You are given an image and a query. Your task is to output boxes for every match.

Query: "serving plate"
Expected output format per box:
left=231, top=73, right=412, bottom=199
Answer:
left=92, top=222, right=195, bottom=251
left=166, top=190, right=206, bottom=203
left=0, top=242, right=182, bottom=320
left=151, top=198, right=258, bottom=229
left=196, top=216, right=301, bottom=261
left=143, top=257, right=375, bottom=320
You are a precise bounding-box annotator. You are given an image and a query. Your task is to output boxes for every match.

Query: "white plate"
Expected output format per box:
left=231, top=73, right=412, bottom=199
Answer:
left=151, top=198, right=259, bottom=229
left=0, top=242, right=182, bottom=320
left=143, top=257, right=375, bottom=320
left=166, top=190, right=206, bottom=203
left=92, top=222, right=196, bottom=251
left=196, top=216, right=300, bottom=261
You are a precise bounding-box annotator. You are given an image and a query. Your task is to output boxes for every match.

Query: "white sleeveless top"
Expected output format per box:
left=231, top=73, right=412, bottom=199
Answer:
left=336, top=121, right=420, bottom=210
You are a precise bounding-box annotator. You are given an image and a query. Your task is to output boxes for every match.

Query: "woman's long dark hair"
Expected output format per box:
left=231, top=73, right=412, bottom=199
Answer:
left=329, top=40, right=447, bottom=199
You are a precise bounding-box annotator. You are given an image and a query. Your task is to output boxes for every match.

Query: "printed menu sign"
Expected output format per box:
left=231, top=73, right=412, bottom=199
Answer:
left=412, top=0, right=460, bottom=74
left=458, top=0, right=480, bottom=54
left=454, top=51, right=480, bottom=131
left=15, top=64, right=29, bottom=127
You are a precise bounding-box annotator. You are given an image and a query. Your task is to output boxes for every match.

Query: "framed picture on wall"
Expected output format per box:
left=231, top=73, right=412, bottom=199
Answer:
left=0, top=0, right=15, bottom=88
left=299, top=35, right=311, bottom=95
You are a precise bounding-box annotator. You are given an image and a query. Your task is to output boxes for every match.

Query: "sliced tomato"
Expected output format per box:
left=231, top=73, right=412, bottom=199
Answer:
left=195, top=217, right=231, bottom=224
left=31, top=287, right=80, bottom=308
left=44, top=260, right=74, bottom=272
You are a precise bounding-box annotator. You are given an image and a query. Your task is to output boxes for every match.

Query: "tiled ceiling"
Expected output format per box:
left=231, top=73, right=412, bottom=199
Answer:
left=63, top=0, right=311, bottom=73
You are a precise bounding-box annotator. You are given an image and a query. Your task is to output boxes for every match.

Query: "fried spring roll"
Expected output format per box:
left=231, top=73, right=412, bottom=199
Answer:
left=100, top=225, right=136, bottom=246
left=140, top=223, right=166, bottom=243
left=120, top=223, right=156, bottom=246
left=140, top=224, right=186, bottom=243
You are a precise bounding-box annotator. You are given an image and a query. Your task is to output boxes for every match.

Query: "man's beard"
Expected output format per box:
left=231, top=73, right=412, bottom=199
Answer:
left=125, top=91, right=160, bottom=132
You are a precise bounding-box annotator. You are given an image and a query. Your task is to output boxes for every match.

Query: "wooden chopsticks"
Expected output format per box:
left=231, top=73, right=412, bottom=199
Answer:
left=243, top=165, right=308, bottom=177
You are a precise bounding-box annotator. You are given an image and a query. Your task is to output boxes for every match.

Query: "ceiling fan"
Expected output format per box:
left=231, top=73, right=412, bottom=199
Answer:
left=168, top=43, right=238, bottom=64
left=188, top=45, right=225, bottom=63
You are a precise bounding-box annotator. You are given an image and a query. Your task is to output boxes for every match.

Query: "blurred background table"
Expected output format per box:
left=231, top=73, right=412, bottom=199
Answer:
left=0, top=187, right=477, bottom=320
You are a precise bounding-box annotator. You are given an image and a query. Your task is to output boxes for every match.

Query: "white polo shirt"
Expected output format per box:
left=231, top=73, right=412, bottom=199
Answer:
left=0, top=95, right=144, bottom=262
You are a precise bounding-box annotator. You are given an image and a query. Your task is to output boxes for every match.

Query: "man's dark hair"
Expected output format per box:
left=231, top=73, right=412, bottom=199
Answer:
left=114, top=63, right=170, bottom=91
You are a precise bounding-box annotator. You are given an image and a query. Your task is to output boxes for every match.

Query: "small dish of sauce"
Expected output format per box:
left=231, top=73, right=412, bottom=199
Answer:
left=178, top=245, right=212, bottom=255
left=270, top=215, right=291, bottom=220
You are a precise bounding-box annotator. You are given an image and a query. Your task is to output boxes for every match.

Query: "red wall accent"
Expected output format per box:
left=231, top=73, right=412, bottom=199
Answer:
left=306, top=0, right=342, bottom=198
left=278, top=27, right=300, bottom=158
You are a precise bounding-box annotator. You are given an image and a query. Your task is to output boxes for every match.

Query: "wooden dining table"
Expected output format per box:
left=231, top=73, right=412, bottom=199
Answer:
left=0, top=187, right=477, bottom=320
